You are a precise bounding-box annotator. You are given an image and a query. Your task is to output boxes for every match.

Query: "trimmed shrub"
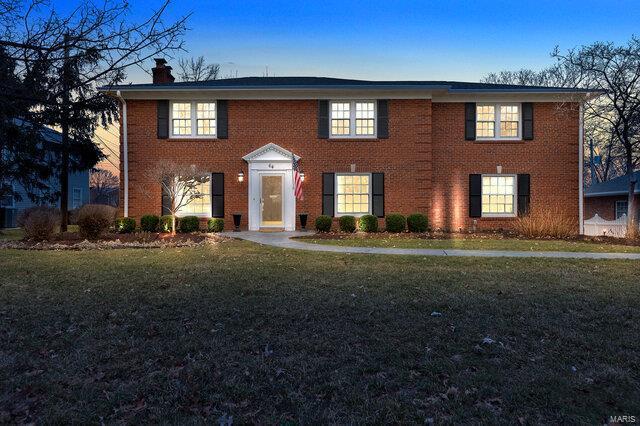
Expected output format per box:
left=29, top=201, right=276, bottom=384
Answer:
left=339, top=215, right=356, bottom=233
left=77, top=204, right=116, bottom=240
left=407, top=213, right=429, bottom=233
left=179, top=215, right=200, bottom=233
left=358, top=214, right=378, bottom=232
left=315, top=215, right=332, bottom=232
left=385, top=213, right=406, bottom=233
left=68, top=208, right=80, bottom=225
left=115, top=217, right=136, bottom=233
left=17, top=206, right=61, bottom=241
left=514, top=208, right=577, bottom=239
left=140, top=214, right=160, bottom=232
left=208, top=218, right=224, bottom=232
left=159, top=215, right=175, bottom=233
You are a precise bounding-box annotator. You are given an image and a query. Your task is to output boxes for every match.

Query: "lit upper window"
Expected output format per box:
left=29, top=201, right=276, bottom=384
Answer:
left=331, top=101, right=376, bottom=137
left=171, top=102, right=217, bottom=137
left=477, top=103, right=520, bottom=139
left=481, top=175, right=516, bottom=216
left=336, top=174, right=370, bottom=215
left=176, top=176, right=211, bottom=216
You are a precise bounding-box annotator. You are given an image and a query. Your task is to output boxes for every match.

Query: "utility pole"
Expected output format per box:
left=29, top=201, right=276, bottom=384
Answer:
left=60, top=32, right=70, bottom=231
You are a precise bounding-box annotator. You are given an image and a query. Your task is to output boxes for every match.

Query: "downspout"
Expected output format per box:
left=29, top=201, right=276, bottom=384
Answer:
left=116, top=90, right=129, bottom=217
left=578, top=102, right=584, bottom=234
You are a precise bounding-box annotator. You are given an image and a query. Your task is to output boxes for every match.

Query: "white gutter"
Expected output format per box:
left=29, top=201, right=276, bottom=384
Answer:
left=116, top=90, right=129, bottom=217
left=579, top=102, right=584, bottom=234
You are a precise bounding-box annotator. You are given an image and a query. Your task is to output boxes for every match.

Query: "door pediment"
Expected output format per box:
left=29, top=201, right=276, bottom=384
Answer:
left=242, top=143, right=300, bottom=163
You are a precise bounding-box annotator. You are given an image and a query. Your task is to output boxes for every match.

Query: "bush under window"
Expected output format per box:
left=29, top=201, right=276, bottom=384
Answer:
left=77, top=204, right=116, bottom=240
left=159, top=215, right=174, bottom=233
left=179, top=216, right=200, bottom=233
left=358, top=214, right=378, bottom=232
left=115, top=217, right=136, bottom=233
left=315, top=215, right=332, bottom=233
left=339, top=215, right=356, bottom=233
left=407, top=213, right=429, bottom=233
left=208, top=218, right=224, bottom=232
left=140, top=215, right=160, bottom=232
left=385, top=213, right=406, bottom=233
left=17, top=206, right=61, bottom=241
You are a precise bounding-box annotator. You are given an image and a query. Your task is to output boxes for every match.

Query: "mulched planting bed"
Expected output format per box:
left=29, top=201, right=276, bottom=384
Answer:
left=0, top=232, right=227, bottom=250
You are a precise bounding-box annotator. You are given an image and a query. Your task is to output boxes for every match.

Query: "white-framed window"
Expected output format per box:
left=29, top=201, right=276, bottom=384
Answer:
left=171, top=101, right=217, bottom=137
left=335, top=173, right=371, bottom=215
left=481, top=175, right=517, bottom=217
left=477, top=103, right=521, bottom=140
left=72, top=187, right=82, bottom=209
left=176, top=176, right=211, bottom=217
left=330, top=101, right=376, bottom=138
left=615, top=200, right=628, bottom=219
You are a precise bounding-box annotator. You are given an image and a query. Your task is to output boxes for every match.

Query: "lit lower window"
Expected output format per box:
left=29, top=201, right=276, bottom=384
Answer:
left=172, top=103, right=191, bottom=135
left=477, top=103, right=520, bottom=139
left=330, top=101, right=376, bottom=137
left=481, top=175, right=516, bottom=216
left=336, top=174, right=370, bottom=214
left=196, top=103, right=216, bottom=135
left=176, top=176, right=211, bottom=216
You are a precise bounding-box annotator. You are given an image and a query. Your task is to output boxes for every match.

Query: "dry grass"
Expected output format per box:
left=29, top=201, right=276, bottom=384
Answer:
left=0, top=241, right=639, bottom=423
left=514, top=208, right=577, bottom=239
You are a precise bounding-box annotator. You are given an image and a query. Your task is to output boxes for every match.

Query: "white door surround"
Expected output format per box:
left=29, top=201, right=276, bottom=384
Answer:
left=243, top=143, right=299, bottom=231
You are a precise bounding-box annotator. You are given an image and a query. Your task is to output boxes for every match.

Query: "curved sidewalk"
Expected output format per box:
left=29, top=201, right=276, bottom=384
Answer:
left=222, top=231, right=640, bottom=260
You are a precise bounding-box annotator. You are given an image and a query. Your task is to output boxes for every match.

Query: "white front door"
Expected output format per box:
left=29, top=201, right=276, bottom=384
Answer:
left=243, top=143, right=299, bottom=231
left=260, top=173, right=284, bottom=227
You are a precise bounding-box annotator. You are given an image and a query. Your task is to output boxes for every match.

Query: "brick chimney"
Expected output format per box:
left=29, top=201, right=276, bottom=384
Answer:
left=152, top=58, right=175, bottom=84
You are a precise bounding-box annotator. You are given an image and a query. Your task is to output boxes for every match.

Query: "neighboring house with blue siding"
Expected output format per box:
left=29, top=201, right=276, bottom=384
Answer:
left=0, top=125, right=91, bottom=228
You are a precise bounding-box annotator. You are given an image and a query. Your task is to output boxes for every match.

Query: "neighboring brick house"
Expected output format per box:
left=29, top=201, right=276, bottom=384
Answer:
left=99, top=58, right=598, bottom=232
left=584, top=171, right=640, bottom=221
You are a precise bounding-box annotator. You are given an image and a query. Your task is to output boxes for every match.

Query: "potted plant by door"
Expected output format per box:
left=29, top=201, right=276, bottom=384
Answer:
left=232, top=212, right=242, bottom=232
left=299, top=213, right=309, bottom=231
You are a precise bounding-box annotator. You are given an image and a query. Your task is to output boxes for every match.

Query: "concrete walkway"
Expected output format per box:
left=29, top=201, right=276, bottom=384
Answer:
left=221, top=231, right=640, bottom=260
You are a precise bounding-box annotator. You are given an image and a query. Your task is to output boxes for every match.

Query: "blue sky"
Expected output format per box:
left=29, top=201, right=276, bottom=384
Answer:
left=68, top=0, right=640, bottom=82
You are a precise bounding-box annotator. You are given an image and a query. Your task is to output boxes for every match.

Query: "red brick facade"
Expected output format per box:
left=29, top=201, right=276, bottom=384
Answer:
left=120, top=99, right=580, bottom=231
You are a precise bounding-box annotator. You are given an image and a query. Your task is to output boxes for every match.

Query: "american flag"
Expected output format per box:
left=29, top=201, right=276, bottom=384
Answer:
left=292, top=155, right=304, bottom=201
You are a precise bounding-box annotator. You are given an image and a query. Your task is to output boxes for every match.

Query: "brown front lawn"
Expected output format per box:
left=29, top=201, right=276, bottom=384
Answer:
left=1, top=240, right=639, bottom=423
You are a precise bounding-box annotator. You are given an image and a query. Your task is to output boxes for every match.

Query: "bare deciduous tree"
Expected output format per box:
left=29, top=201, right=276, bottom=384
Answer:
left=0, top=0, right=189, bottom=230
left=554, top=39, right=640, bottom=237
left=177, top=55, right=220, bottom=82
left=144, top=161, right=209, bottom=234
left=90, top=168, right=119, bottom=205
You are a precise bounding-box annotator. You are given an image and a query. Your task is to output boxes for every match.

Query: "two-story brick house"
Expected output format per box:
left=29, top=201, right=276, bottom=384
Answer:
left=100, top=59, right=596, bottom=232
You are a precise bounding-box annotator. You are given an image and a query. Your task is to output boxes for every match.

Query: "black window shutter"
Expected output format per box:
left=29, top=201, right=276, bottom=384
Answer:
left=522, top=103, right=534, bottom=140
left=211, top=173, right=225, bottom=218
left=217, top=100, right=228, bottom=139
left=377, top=100, right=389, bottom=139
left=465, top=103, right=476, bottom=141
left=372, top=173, right=384, bottom=217
left=469, top=174, right=482, bottom=217
left=161, top=177, right=170, bottom=215
left=318, top=100, right=329, bottom=139
left=157, top=100, right=169, bottom=139
left=322, top=172, right=334, bottom=216
left=517, top=174, right=530, bottom=216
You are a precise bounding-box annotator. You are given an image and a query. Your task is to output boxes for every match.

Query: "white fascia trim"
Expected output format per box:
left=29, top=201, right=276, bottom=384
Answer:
left=116, top=90, right=128, bottom=217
